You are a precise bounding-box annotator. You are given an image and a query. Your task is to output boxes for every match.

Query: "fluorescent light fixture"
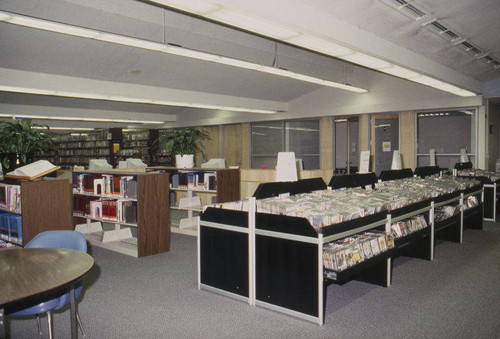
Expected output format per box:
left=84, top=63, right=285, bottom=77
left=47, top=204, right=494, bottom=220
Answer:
left=341, top=52, right=392, bottom=69
left=430, top=83, right=475, bottom=97
left=286, top=34, right=353, bottom=57
left=99, top=33, right=167, bottom=51
left=0, top=113, right=164, bottom=124
left=0, top=12, right=12, bottom=21
left=71, top=133, right=89, bottom=136
left=167, top=45, right=222, bottom=61
left=147, top=1, right=477, bottom=97
left=411, top=75, right=443, bottom=86
left=31, top=126, right=96, bottom=131
left=379, top=65, right=420, bottom=79
left=216, top=56, right=262, bottom=70
left=206, top=8, right=300, bottom=40
left=0, top=85, right=275, bottom=114
left=148, top=0, right=221, bottom=15
left=0, top=10, right=367, bottom=95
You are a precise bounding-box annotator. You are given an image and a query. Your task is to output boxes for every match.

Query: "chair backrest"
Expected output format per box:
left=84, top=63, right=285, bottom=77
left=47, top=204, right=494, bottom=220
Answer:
left=26, top=230, right=87, bottom=253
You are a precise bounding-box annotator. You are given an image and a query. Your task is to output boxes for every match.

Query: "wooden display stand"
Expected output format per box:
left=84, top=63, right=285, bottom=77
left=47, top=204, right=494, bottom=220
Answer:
left=152, top=167, right=240, bottom=236
left=0, top=178, right=71, bottom=246
left=72, top=170, right=169, bottom=257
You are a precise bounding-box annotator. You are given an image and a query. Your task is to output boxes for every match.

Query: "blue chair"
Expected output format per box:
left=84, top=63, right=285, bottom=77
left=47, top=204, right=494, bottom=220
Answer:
left=9, top=231, right=88, bottom=338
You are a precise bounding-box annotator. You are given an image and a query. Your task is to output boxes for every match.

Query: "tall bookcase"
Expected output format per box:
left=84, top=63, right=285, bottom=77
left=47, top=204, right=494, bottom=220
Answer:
left=0, top=178, right=71, bottom=246
left=38, top=128, right=163, bottom=169
left=72, top=170, right=169, bottom=257
left=118, top=129, right=159, bottom=165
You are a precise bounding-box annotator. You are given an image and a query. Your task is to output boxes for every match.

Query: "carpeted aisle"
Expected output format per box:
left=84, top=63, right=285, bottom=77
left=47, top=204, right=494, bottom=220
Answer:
left=7, top=223, right=500, bottom=338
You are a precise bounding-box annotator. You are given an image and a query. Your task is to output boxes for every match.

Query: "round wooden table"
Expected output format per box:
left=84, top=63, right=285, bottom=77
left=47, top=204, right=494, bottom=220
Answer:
left=0, top=248, right=94, bottom=339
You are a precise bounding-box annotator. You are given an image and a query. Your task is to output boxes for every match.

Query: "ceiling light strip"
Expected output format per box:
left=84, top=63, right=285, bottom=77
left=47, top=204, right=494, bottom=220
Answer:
left=0, top=112, right=164, bottom=124
left=0, top=10, right=367, bottom=94
left=145, top=1, right=476, bottom=97
left=30, top=126, right=96, bottom=131
left=0, top=85, right=275, bottom=114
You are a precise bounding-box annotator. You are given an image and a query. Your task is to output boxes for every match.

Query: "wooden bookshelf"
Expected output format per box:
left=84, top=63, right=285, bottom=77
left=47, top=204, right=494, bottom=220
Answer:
left=0, top=179, right=71, bottom=246
left=150, top=167, right=239, bottom=236
left=137, top=172, right=170, bottom=257
left=118, top=129, right=159, bottom=165
left=72, top=170, right=169, bottom=257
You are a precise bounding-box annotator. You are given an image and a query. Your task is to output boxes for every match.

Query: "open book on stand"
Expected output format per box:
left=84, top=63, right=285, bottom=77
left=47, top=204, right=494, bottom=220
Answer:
left=4, top=160, right=60, bottom=180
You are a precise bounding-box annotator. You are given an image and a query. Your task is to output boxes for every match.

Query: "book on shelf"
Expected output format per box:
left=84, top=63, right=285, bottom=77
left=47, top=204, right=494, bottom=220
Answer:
left=102, top=199, right=118, bottom=222
left=0, top=212, right=9, bottom=240
left=73, top=173, right=137, bottom=198
left=0, top=183, right=21, bottom=213
left=323, top=231, right=394, bottom=272
left=0, top=211, right=22, bottom=244
left=171, top=171, right=216, bottom=191
left=8, top=214, right=22, bottom=244
left=5, top=160, right=60, bottom=180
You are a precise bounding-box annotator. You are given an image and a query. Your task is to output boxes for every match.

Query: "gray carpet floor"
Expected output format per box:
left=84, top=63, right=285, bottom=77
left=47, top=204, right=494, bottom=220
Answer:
left=7, top=222, right=500, bottom=338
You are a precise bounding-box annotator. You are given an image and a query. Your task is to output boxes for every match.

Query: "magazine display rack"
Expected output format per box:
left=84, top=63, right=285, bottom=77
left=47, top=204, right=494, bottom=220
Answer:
left=198, top=180, right=482, bottom=325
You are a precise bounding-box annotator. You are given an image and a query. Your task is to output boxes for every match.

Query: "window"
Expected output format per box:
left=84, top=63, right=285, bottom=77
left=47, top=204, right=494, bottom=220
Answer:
left=251, top=120, right=320, bottom=169
left=416, top=109, right=477, bottom=169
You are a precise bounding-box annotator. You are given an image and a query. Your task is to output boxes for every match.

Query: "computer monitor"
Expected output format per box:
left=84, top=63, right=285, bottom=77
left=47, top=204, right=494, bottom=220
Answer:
left=89, top=159, right=112, bottom=170
left=201, top=158, right=226, bottom=169
left=126, top=158, right=147, bottom=168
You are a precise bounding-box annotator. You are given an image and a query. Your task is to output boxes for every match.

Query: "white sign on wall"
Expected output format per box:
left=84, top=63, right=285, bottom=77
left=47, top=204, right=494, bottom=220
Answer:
left=382, top=141, right=391, bottom=152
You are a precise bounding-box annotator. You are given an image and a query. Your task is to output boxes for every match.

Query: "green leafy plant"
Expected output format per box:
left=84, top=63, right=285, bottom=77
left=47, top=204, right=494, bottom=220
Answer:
left=156, top=128, right=208, bottom=156
left=0, top=119, right=55, bottom=170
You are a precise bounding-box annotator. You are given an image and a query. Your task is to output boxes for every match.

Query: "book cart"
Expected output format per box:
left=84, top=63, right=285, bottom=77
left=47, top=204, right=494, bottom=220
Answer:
left=197, top=177, right=482, bottom=325
left=72, top=169, right=170, bottom=257
left=0, top=178, right=71, bottom=246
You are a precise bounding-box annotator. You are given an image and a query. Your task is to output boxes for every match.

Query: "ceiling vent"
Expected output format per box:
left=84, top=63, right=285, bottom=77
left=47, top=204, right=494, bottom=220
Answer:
left=379, top=0, right=500, bottom=72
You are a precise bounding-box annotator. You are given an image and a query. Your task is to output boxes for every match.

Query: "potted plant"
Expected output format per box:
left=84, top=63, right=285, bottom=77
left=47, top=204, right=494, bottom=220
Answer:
left=0, top=119, right=55, bottom=173
left=157, top=128, right=208, bottom=168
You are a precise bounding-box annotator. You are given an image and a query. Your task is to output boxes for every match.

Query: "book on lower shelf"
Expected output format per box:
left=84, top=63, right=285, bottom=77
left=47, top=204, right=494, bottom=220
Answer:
left=0, top=183, right=21, bottom=213
left=391, top=215, right=428, bottom=238
left=323, top=231, right=394, bottom=272
left=171, top=171, right=216, bottom=191
left=0, top=211, right=22, bottom=245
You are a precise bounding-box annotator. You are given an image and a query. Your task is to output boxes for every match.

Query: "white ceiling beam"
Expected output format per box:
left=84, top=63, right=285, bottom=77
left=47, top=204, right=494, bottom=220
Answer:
left=0, top=103, right=176, bottom=124
left=0, top=68, right=289, bottom=113
left=192, top=0, right=483, bottom=93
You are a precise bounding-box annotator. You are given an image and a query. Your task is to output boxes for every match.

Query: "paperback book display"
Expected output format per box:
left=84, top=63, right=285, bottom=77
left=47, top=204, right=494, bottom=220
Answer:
left=323, top=230, right=395, bottom=272
left=212, top=176, right=479, bottom=231
left=457, top=168, right=500, bottom=182
left=391, top=215, right=428, bottom=238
